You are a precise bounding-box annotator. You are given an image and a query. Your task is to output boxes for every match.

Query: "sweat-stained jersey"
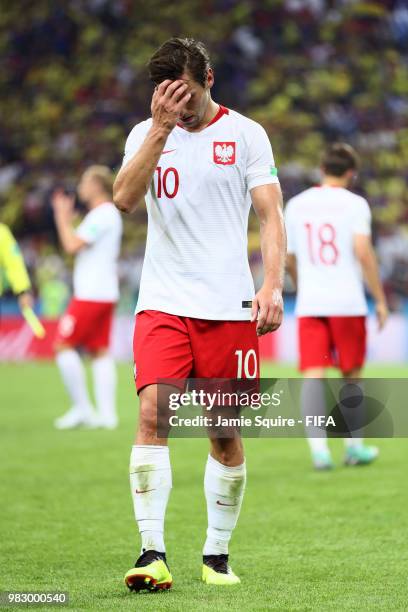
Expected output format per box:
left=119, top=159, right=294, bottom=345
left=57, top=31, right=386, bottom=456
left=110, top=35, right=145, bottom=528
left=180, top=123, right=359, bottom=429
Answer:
left=122, top=105, right=279, bottom=320
left=285, top=186, right=371, bottom=317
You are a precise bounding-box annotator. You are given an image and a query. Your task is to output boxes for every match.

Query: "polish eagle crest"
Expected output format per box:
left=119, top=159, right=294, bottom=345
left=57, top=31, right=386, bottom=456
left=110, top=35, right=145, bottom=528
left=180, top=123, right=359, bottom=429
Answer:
left=213, top=142, right=236, bottom=165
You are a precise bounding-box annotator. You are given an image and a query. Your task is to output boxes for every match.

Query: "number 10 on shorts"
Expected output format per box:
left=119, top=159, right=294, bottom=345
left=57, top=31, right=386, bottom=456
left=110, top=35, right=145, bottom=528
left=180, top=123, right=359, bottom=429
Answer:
left=235, top=349, right=257, bottom=378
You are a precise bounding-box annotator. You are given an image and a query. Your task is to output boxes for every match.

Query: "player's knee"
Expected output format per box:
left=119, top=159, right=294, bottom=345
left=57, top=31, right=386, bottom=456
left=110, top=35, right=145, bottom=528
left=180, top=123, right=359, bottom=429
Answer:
left=138, top=398, right=158, bottom=438
left=304, top=368, right=325, bottom=378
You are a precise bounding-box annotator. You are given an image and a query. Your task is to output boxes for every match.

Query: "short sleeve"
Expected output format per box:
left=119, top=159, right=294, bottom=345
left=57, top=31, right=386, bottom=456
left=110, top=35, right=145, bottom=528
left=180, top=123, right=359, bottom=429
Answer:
left=353, top=198, right=372, bottom=236
left=284, top=200, right=296, bottom=254
left=121, top=121, right=150, bottom=168
left=246, top=122, right=279, bottom=191
left=76, top=210, right=108, bottom=244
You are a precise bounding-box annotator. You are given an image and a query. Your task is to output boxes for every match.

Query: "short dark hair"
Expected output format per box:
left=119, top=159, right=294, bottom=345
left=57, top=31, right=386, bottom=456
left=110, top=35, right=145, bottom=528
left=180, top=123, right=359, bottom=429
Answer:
left=321, top=143, right=359, bottom=177
left=148, top=38, right=211, bottom=87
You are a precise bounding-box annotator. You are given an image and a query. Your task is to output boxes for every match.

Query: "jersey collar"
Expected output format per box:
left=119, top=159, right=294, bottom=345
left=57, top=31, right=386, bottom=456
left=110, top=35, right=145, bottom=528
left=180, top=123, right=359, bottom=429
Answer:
left=177, top=105, right=229, bottom=131
left=207, top=104, right=229, bottom=127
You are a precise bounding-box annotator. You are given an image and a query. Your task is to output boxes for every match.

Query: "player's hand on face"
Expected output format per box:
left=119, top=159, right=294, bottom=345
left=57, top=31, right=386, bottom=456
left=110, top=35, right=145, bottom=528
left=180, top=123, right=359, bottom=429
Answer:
left=376, top=300, right=389, bottom=330
left=251, top=286, right=283, bottom=336
left=51, top=189, right=75, bottom=218
left=151, top=79, right=191, bottom=133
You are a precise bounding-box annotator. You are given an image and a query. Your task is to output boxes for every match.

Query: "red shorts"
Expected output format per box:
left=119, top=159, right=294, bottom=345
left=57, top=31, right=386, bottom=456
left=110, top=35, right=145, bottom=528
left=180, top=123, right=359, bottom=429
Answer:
left=133, top=310, right=259, bottom=392
left=298, top=316, right=366, bottom=373
left=55, top=299, right=115, bottom=352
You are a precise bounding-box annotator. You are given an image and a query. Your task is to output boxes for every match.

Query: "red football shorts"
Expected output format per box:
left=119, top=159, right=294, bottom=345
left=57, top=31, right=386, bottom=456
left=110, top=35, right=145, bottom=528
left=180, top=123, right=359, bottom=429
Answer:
left=298, top=315, right=367, bottom=373
left=133, top=310, right=259, bottom=392
left=55, top=299, right=115, bottom=352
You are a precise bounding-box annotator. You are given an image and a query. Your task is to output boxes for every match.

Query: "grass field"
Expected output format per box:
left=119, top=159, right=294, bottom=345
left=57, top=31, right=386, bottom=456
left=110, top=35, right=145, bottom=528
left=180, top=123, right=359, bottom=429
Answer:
left=1, top=361, right=408, bottom=611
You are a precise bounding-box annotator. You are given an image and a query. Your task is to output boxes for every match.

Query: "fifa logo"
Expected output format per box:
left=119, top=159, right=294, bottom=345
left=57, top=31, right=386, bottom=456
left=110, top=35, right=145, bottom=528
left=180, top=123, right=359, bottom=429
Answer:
left=213, top=142, right=236, bottom=165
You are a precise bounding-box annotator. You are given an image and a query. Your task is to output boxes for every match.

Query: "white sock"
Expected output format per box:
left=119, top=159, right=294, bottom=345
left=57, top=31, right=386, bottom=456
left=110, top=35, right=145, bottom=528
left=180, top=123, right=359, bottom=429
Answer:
left=307, top=438, right=330, bottom=454
left=56, top=349, right=93, bottom=415
left=92, top=354, right=117, bottom=421
left=130, top=445, right=172, bottom=554
left=344, top=438, right=363, bottom=449
left=301, top=378, right=329, bottom=455
left=203, top=454, right=246, bottom=556
left=342, top=380, right=364, bottom=449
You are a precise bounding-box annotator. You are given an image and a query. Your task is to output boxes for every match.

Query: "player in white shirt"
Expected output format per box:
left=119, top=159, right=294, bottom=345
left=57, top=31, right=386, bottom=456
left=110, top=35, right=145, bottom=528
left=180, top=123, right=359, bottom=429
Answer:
left=285, top=144, right=388, bottom=469
left=114, top=38, right=285, bottom=590
left=52, top=165, right=123, bottom=430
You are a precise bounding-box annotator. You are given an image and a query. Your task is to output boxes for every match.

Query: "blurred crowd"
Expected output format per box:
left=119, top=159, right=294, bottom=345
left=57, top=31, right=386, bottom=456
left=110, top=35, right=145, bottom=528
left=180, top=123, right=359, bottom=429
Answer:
left=0, top=0, right=407, bottom=315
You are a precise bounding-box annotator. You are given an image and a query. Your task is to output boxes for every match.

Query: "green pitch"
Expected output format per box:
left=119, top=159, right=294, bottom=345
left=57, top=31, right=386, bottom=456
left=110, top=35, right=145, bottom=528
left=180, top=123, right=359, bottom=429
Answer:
left=1, top=362, right=408, bottom=611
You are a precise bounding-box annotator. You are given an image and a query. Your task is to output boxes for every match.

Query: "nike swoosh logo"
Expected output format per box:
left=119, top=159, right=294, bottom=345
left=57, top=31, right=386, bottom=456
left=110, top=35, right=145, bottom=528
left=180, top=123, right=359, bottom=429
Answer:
left=216, top=500, right=237, bottom=507
left=162, top=149, right=176, bottom=154
left=135, top=488, right=156, bottom=494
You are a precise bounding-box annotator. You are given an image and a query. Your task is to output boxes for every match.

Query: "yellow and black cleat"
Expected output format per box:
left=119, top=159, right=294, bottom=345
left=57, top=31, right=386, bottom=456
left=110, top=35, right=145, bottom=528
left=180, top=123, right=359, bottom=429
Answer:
left=125, top=550, right=172, bottom=592
left=202, top=554, right=241, bottom=585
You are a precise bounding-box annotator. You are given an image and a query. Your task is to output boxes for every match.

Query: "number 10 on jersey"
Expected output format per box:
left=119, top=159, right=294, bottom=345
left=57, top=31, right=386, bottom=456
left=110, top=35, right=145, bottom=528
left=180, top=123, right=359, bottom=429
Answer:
left=155, top=166, right=179, bottom=199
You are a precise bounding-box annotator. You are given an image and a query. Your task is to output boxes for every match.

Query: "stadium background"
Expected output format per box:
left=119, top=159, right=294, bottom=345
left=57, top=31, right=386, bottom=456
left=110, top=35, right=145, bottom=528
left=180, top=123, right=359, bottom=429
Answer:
left=0, top=0, right=407, bottom=363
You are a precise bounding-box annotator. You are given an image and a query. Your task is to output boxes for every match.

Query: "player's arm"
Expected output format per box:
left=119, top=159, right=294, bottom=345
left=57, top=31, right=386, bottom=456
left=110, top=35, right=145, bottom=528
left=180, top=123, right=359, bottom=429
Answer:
left=113, top=80, right=191, bottom=214
left=251, top=183, right=286, bottom=335
left=354, top=234, right=388, bottom=329
left=0, top=225, right=33, bottom=310
left=283, top=200, right=297, bottom=289
left=52, top=190, right=87, bottom=255
left=286, top=253, right=297, bottom=289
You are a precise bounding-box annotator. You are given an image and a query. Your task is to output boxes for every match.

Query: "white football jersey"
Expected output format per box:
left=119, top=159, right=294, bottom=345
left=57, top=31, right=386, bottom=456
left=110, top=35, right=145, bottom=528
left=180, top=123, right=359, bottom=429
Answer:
left=74, top=202, right=123, bottom=302
left=285, top=186, right=371, bottom=316
left=122, top=106, right=279, bottom=320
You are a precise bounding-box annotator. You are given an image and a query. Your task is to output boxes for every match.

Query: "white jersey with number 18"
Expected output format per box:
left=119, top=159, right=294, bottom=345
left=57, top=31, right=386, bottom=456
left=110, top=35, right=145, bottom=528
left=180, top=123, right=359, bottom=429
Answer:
left=122, top=106, right=279, bottom=320
left=285, top=186, right=371, bottom=316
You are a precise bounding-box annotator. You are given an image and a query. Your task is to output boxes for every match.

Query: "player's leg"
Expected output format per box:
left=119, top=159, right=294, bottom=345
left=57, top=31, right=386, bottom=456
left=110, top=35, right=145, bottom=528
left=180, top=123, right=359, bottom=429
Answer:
left=131, top=384, right=171, bottom=554
left=202, top=434, right=245, bottom=585
left=301, top=367, right=334, bottom=469
left=54, top=300, right=96, bottom=429
left=189, top=318, right=257, bottom=585
left=331, top=316, right=378, bottom=466
left=90, top=349, right=117, bottom=428
left=342, top=367, right=379, bottom=466
left=298, top=317, right=334, bottom=469
left=88, top=303, right=117, bottom=428
left=125, top=383, right=173, bottom=592
left=125, top=311, right=192, bottom=592
left=55, top=344, right=95, bottom=428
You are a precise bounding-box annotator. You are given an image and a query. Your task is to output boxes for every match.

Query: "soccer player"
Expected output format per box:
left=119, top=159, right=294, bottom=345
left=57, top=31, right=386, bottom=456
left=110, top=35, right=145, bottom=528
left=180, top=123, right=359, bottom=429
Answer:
left=114, top=38, right=285, bottom=590
left=285, top=143, right=388, bottom=470
left=52, top=165, right=123, bottom=430
left=0, top=223, right=33, bottom=312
